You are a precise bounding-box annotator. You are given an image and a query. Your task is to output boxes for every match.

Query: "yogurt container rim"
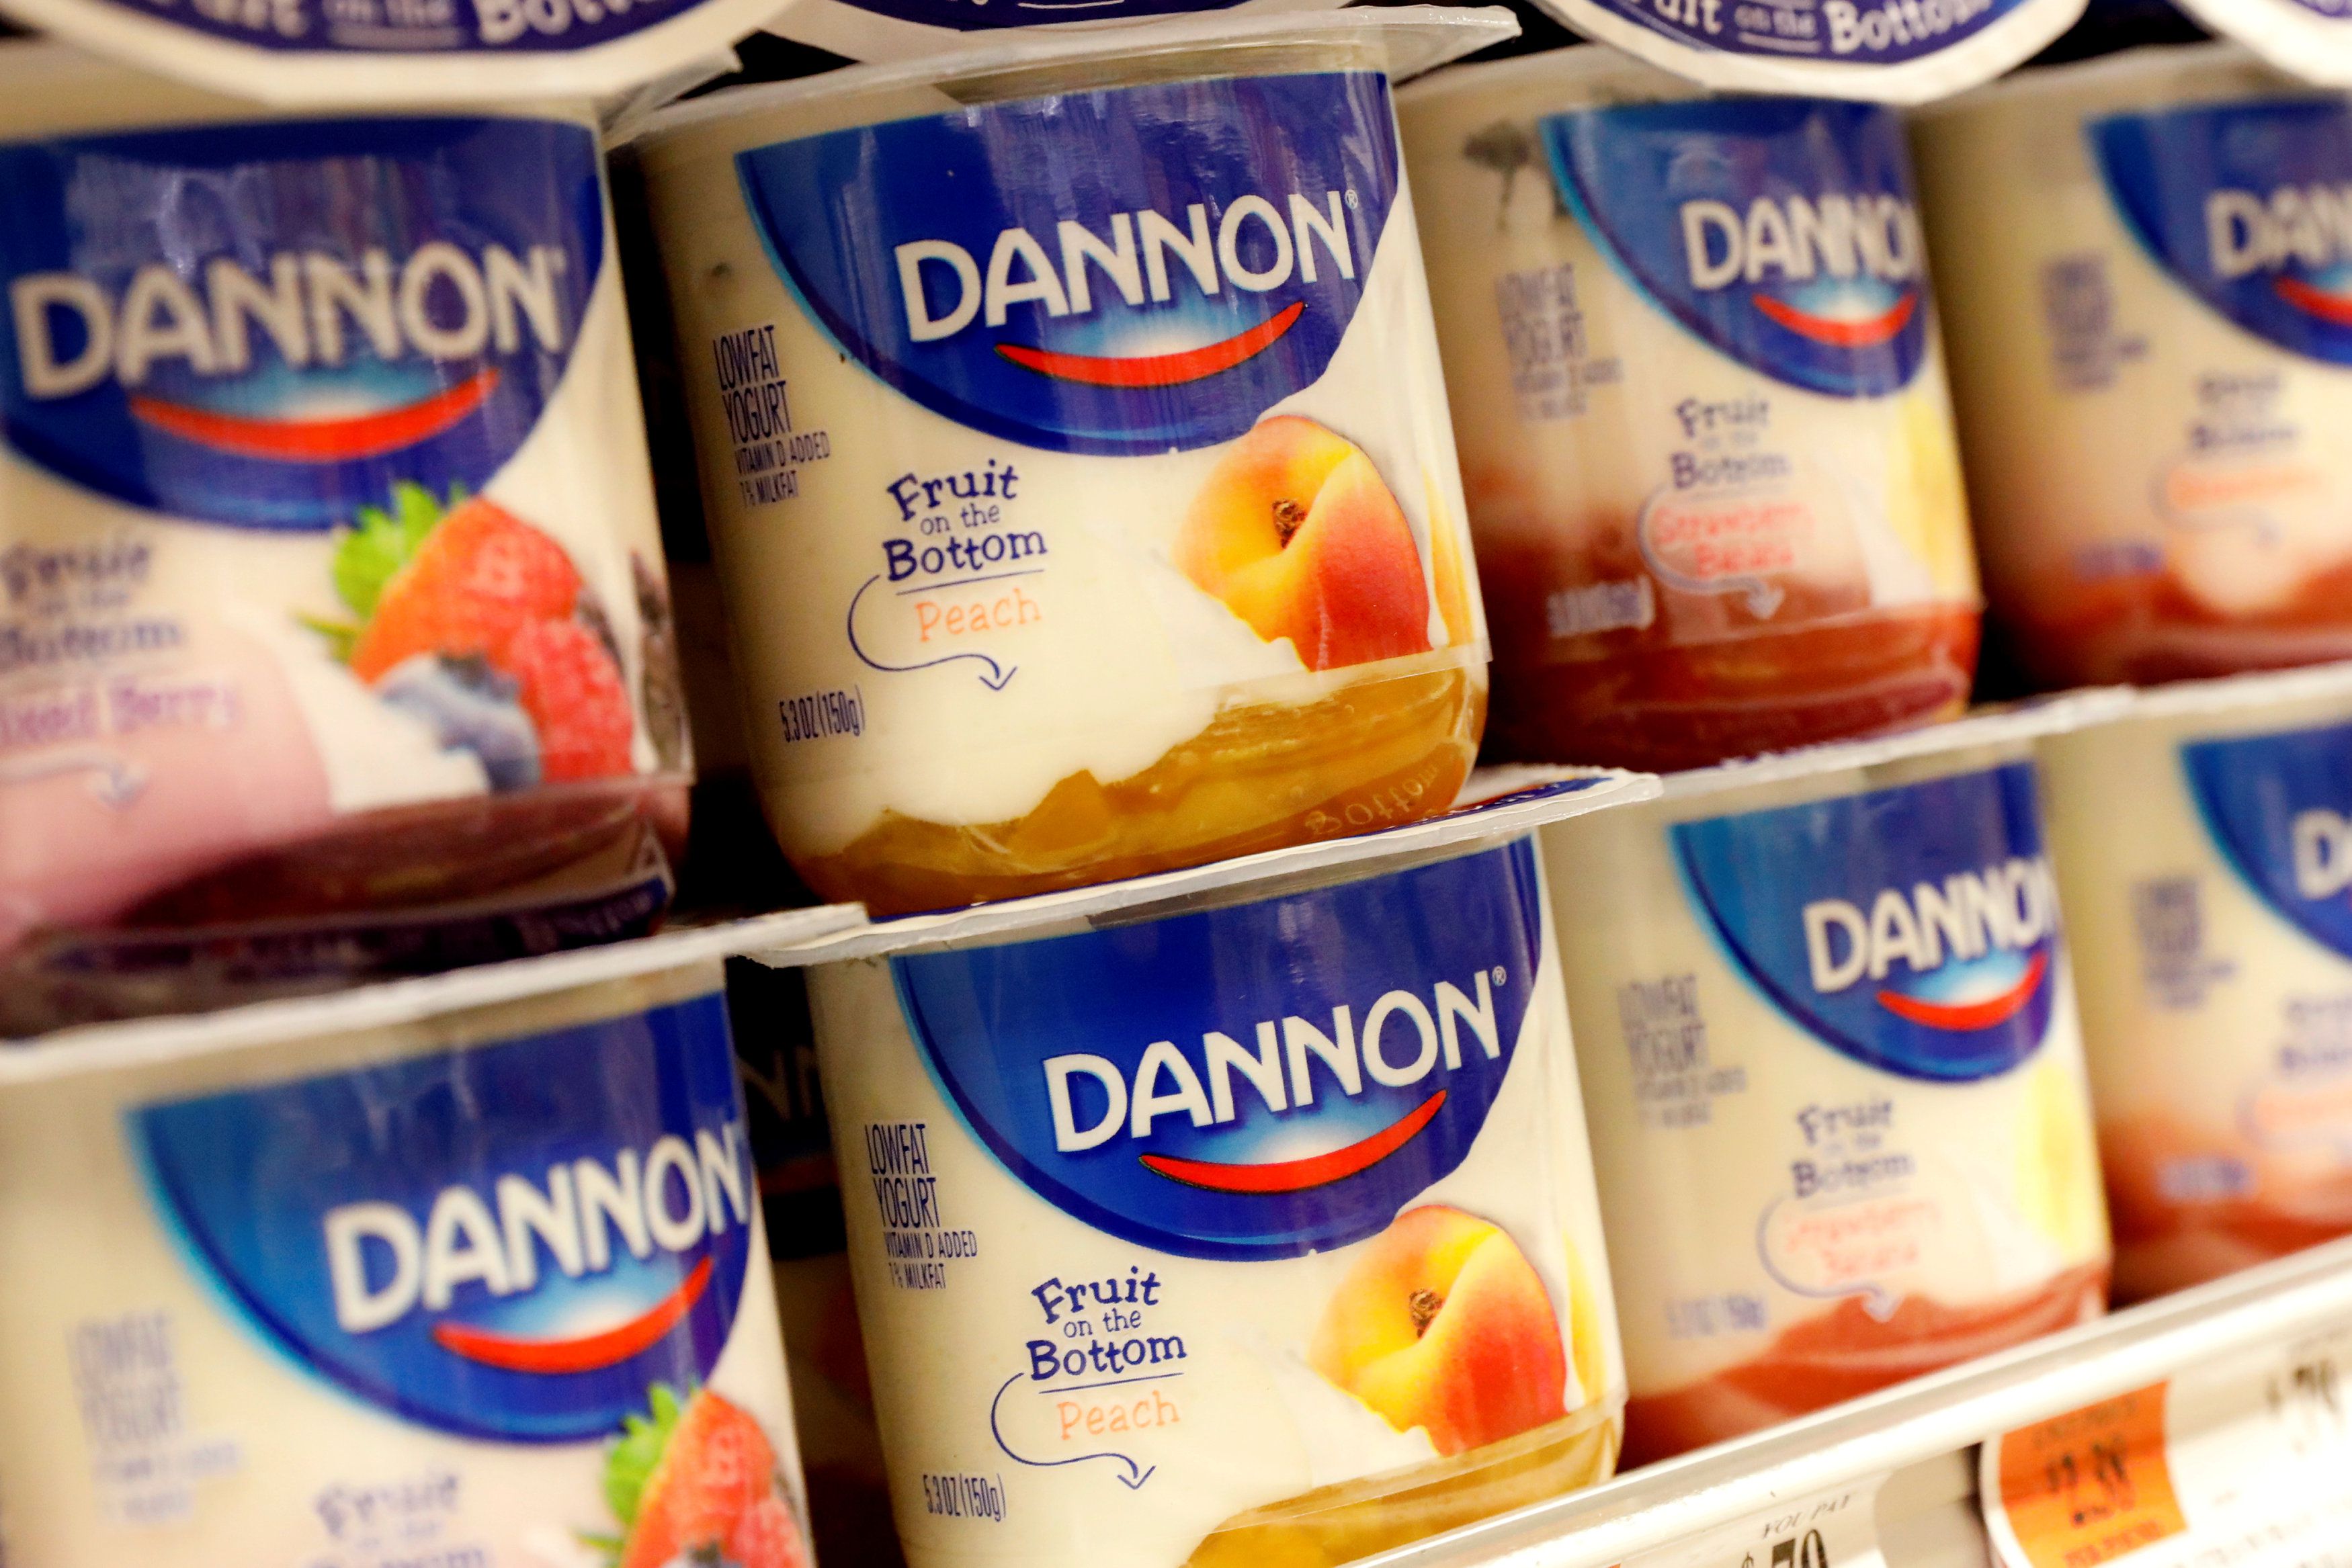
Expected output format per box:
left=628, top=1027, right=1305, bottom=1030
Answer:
left=0, top=0, right=792, bottom=108
left=1648, top=691, right=2134, bottom=805
left=1907, top=38, right=2287, bottom=121
left=760, top=0, right=1347, bottom=70
left=2068, top=660, right=2352, bottom=730
left=745, top=766, right=1658, bottom=967
left=0, top=904, right=860, bottom=1084
left=1394, top=38, right=1699, bottom=108
left=632, top=4, right=1521, bottom=146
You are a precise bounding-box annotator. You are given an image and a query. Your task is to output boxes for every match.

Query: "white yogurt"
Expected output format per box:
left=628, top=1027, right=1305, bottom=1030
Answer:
left=1399, top=49, right=1980, bottom=772
left=634, top=9, right=1503, bottom=913
left=1540, top=709, right=2115, bottom=1464
left=2041, top=666, right=2352, bottom=1300
left=1915, top=44, right=2352, bottom=689
left=785, top=812, right=1632, bottom=1568
left=0, top=45, right=690, bottom=1029
left=0, top=959, right=814, bottom=1568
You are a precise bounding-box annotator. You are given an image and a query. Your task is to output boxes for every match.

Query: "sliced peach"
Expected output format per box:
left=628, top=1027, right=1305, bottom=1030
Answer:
left=1310, top=1205, right=1568, bottom=1456
left=1177, top=416, right=1433, bottom=672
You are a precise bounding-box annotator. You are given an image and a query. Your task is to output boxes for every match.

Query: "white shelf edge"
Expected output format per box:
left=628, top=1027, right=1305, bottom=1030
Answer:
left=1357, top=1235, right=2352, bottom=1568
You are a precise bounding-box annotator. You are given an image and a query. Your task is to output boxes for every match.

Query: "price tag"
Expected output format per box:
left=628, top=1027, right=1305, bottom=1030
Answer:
left=1620, top=1480, right=1889, bottom=1568
left=1986, top=1386, right=2188, bottom=1568
left=1982, top=1327, right=2352, bottom=1568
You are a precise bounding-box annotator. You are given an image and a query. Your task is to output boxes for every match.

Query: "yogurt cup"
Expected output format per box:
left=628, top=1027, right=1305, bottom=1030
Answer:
left=0, top=0, right=786, bottom=107
left=1538, top=704, right=2119, bottom=1464
left=0, top=46, right=693, bottom=1031
left=1913, top=44, right=2352, bottom=691
left=2041, top=666, right=2352, bottom=1301
left=0, top=948, right=818, bottom=1568
left=1398, top=50, right=1982, bottom=773
left=751, top=771, right=1648, bottom=1568
left=1521, top=0, right=2085, bottom=103
left=634, top=9, right=1507, bottom=917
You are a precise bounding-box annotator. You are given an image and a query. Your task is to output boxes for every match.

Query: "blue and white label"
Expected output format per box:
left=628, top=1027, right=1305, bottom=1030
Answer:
left=888, top=841, right=1545, bottom=1262
left=2095, top=99, right=2352, bottom=367
left=1573, top=0, right=2035, bottom=74
left=2185, top=718, right=2352, bottom=960
left=133, top=992, right=755, bottom=1444
left=1673, top=763, right=2062, bottom=1082
left=0, top=116, right=603, bottom=530
left=1546, top=99, right=1930, bottom=400
left=734, top=72, right=1399, bottom=457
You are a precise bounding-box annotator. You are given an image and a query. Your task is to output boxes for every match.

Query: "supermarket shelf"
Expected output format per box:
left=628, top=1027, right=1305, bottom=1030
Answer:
left=1359, top=1235, right=2352, bottom=1568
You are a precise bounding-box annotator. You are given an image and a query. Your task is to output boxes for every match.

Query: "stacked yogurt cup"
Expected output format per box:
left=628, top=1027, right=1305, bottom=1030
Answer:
left=0, top=0, right=853, bottom=1562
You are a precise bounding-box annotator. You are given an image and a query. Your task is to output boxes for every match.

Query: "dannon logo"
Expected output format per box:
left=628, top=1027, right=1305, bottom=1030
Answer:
left=1545, top=98, right=1931, bottom=398
left=2095, top=99, right=2352, bottom=365
left=1673, top=762, right=2060, bottom=1081
left=134, top=992, right=753, bottom=1442
left=890, top=840, right=1546, bottom=1260
left=0, top=116, right=603, bottom=529
left=734, top=71, right=1399, bottom=456
left=2184, top=718, right=2352, bottom=959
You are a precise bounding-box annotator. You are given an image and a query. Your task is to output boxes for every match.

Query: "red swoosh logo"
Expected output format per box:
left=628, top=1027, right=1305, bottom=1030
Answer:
left=1752, top=290, right=1917, bottom=348
left=2275, top=275, right=2352, bottom=327
left=995, top=302, right=1304, bottom=388
left=128, top=368, right=499, bottom=462
left=1138, top=1089, right=1445, bottom=1194
left=1875, top=950, right=2048, bottom=1031
left=429, top=1256, right=711, bottom=1375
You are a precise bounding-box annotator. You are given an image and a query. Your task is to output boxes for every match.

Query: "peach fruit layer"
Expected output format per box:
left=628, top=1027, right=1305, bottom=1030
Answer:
left=1185, top=1401, right=1622, bottom=1568
left=794, top=663, right=1484, bottom=916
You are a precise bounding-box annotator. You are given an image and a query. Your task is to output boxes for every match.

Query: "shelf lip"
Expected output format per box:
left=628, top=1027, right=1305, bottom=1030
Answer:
left=1358, top=1235, right=2352, bottom=1568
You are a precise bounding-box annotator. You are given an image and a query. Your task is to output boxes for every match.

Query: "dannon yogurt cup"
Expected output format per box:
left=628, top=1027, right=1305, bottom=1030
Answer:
left=0, top=957, right=814, bottom=1568
left=1399, top=50, right=1980, bottom=771
left=1540, top=711, right=2114, bottom=1463
left=2042, top=668, right=2352, bottom=1301
left=0, top=48, right=691, bottom=1032
left=636, top=9, right=1504, bottom=917
left=1914, top=44, right=2352, bottom=690
left=792, top=822, right=1628, bottom=1568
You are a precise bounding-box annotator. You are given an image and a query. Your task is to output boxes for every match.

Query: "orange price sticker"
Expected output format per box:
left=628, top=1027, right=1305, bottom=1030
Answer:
left=1990, top=1385, right=2189, bottom=1568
